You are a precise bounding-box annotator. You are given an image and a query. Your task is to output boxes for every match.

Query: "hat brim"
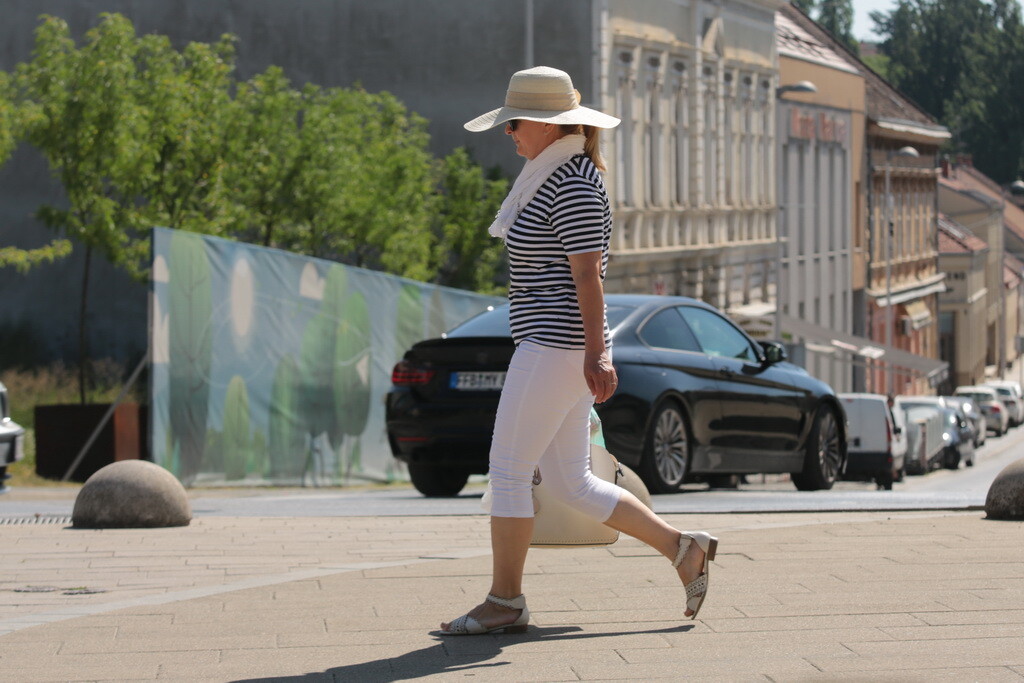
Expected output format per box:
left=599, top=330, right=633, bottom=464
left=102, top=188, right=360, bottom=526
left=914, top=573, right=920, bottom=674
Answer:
left=464, top=105, right=620, bottom=132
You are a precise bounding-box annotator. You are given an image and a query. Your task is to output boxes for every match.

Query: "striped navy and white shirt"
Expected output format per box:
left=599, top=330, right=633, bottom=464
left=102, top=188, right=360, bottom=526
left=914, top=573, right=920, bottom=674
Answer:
left=505, top=154, right=612, bottom=350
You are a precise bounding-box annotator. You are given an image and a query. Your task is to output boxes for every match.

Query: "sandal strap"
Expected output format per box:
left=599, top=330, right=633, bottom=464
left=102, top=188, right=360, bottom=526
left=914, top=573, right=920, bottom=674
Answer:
left=685, top=573, right=708, bottom=600
left=672, top=533, right=693, bottom=568
left=486, top=593, right=527, bottom=610
left=445, top=613, right=482, bottom=634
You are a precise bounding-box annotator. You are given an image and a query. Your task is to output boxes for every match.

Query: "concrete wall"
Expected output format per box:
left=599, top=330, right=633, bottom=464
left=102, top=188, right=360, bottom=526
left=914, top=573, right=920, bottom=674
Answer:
left=0, top=0, right=596, bottom=365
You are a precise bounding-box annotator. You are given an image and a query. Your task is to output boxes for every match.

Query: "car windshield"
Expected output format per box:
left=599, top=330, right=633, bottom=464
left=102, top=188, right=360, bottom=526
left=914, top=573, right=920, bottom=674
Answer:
left=445, top=304, right=635, bottom=338
left=958, top=391, right=992, bottom=402
left=993, top=387, right=1013, bottom=397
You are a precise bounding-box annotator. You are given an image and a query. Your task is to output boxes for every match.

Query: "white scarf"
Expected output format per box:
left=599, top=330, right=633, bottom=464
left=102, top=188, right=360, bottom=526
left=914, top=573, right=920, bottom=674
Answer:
left=488, top=134, right=586, bottom=239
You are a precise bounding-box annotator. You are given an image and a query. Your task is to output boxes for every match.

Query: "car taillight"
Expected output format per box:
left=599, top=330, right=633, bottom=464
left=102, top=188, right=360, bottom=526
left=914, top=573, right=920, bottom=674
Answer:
left=391, top=360, right=435, bottom=386
left=992, top=404, right=1002, bottom=413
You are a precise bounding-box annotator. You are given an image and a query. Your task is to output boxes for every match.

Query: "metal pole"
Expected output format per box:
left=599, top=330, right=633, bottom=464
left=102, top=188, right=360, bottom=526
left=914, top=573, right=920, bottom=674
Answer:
left=885, top=160, right=893, bottom=394
left=61, top=350, right=150, bottom=482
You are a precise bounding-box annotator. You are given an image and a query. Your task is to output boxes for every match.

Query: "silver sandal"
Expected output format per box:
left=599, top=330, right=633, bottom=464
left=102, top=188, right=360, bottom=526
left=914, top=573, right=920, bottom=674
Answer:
left=440, top=593, right=529, bottom=635
left=673, top=531, right=718, bottom=620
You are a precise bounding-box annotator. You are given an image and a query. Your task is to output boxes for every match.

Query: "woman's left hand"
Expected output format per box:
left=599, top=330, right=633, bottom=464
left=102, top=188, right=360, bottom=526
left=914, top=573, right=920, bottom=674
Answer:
left=585, top=350, right=617, bottom=404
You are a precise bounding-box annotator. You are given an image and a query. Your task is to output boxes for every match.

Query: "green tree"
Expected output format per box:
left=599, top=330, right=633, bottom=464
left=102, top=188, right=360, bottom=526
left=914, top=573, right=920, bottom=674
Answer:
left=222, top=66, right=302, bottom=247
left=872, top=0, right=1024, bottom=183
left=791, top=0, right=816, bottom=14
left=817, top=0, right=859, bottom=54
left=14, top=14, right=152, bottom=401
left=431, top=148, right=509, bottom=294
left=130, top=32, right=238, bottom=239
left=283, top=86, right=437, bottom=279
left=268, top=354, right=304, bottom=479
left=222, top=375, right=251, bottom=481
left=168, top=231, right=213, bottom=484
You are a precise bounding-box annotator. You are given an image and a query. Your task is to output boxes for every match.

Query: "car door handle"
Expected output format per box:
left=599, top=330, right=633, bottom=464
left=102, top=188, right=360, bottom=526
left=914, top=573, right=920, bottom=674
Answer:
left=718, top=368, right=734, bottom=378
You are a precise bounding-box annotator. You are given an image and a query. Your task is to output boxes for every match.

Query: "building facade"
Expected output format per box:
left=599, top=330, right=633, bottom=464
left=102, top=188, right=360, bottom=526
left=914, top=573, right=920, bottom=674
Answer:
left=1, top=0, right=784, bottom=365
left=600, top=0, right=782, bottom=319
left=772, top=5, right=863, bottom=391
left=937, top=216, right=989, bottom=389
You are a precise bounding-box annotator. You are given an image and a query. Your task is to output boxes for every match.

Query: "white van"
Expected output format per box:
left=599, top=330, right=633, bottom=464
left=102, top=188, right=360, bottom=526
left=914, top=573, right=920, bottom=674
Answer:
left=838, top=393, right=907, bottom=489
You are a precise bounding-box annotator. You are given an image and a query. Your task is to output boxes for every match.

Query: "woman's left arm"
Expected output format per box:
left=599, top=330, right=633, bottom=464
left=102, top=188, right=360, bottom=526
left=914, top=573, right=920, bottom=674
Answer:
left=569, top=250, right=617, bottom=403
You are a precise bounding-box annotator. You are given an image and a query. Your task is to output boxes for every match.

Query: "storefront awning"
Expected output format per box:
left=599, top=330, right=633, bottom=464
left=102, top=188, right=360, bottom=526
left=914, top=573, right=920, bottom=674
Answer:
left=779, top=313, right=948, bottom=385
left=903, top=300, right=933, bottom=330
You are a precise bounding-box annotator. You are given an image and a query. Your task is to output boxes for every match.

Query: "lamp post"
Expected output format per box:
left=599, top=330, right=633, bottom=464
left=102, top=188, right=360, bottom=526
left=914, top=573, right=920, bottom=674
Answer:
left=1009, top=179, right=1024, bottom=387
left=884, top=145, right=920, bottom=394
left=774, top=80, right=817, bottom=340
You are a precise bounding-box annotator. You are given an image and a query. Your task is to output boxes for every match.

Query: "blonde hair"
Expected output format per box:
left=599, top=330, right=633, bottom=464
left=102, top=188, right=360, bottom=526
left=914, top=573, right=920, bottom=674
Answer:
left=559, top=124, right=606, bottom=172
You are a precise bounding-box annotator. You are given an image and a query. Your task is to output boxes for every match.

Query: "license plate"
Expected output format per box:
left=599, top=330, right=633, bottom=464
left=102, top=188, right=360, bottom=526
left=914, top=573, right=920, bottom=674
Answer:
left=450, top=371, right=506, bottom=391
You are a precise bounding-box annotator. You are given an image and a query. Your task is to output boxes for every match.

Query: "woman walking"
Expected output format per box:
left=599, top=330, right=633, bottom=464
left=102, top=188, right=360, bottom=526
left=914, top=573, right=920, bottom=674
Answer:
left=440, top=66, right=717, bottom=635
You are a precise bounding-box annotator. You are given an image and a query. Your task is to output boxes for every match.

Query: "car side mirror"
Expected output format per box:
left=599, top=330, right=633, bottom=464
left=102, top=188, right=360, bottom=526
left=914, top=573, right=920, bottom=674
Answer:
left=893, top=426, right=902, bottom=436
left=759, top=341, right=787, bottom=364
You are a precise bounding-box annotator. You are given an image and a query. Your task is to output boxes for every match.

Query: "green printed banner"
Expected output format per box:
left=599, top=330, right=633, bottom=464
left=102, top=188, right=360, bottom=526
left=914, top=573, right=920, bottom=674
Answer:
left=150, top=227, right=501, bottom=486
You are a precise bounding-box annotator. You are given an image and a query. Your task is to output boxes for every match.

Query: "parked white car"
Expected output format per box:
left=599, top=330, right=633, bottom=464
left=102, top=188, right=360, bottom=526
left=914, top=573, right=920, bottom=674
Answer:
left=838, top=393, right=907, bottom=489
left=899, top=403, right=947, bottom=474
left=896, top=396, right=973, bottom=469
left=983, top=381, right=1024, bottom=427
left=954, top=386, right=1009, bottom=436
left=0, top=380, right=26, bottom=493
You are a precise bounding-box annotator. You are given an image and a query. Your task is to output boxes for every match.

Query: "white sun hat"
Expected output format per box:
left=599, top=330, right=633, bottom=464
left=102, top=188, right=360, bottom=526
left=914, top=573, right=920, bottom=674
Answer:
left=464, top=66, right=620, bottom=132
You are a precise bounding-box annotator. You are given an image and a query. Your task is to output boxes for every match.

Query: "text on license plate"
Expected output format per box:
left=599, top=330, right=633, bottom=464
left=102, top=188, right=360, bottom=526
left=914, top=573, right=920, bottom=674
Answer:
left=450, top=371, right=506, bottom=391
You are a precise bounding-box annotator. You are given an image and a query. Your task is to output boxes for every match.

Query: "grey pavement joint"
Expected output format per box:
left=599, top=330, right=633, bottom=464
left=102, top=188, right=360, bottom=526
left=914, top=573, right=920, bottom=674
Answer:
left=1, top=509, right=1023, bottom=680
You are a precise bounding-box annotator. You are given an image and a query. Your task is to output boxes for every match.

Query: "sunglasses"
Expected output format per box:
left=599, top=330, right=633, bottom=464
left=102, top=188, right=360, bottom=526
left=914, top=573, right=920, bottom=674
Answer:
left=506, top=119, right=519, bottom=132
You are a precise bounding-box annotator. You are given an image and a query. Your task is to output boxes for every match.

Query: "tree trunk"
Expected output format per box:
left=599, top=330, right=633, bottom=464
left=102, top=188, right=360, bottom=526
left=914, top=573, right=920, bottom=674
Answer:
left=78, top=245, right=92, bottom=405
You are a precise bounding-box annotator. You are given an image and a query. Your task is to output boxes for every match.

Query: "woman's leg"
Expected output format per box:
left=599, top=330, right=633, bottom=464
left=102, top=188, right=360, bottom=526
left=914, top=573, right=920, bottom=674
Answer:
left=441, top=343, right=587, bottom=632
left=602, top=491, right=708, bottom=617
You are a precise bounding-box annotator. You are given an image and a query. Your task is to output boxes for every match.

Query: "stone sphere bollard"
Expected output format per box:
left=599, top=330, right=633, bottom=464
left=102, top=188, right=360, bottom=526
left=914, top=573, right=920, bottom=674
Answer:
left=73, top=460, right=191, bottom=528
left=985, top=457, right=1024, bottom=520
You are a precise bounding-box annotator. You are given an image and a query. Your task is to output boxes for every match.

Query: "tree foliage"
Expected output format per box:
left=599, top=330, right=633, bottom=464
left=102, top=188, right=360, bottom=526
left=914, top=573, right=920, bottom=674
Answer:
left=872, top=0, right=1024, bottom=183
left=0, top=12, right=509, bottom=291
left=790, top=0, right=859, bottom=55
left=0, top=12, right=510, bottom=400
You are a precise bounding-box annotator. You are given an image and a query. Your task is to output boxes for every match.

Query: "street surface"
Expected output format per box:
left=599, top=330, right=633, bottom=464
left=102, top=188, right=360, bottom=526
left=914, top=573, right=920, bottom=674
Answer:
left=2, top=421, right=1021, bottom=519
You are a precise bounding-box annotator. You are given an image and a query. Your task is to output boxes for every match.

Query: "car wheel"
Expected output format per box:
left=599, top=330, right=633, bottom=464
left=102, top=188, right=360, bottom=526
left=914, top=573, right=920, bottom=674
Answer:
left=943, top=447, right=960, bottom=470
left=407, top=463, right=470, bottom=497
left=791, top=405, right=842, bottom=491
left=640, top=401, right=691, bottom=494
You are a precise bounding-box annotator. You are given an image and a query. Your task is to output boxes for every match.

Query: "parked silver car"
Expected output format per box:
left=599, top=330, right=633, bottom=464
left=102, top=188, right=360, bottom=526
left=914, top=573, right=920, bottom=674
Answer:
left=983, top=381, right=1023, bottom=428
left=946, top=396, right=986, bottom=447
left=954, top=386, right=1009, bottom=436
left=0, top=380, right=26, bottom=492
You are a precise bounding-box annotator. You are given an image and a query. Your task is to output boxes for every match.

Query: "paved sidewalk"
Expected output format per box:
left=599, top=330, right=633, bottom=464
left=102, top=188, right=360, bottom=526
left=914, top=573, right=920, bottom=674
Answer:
left=1, top=507, right=1023, bottom=681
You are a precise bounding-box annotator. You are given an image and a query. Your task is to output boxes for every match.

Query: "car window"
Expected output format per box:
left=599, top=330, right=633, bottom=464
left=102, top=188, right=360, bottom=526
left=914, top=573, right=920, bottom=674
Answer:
left=679, top=306, right=760, bottom=360
left=606, top=305, right=635, bottom=331
left=446, top=306, right=512, bottom=337
left=638, top=307, right=701, bottom=352
left=446, top=303, right=636, bottom=339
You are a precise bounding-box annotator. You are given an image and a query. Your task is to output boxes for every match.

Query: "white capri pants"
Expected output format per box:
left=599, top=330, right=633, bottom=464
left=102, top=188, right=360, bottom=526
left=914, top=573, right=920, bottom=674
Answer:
left=488, top=340, right=623, bottom=519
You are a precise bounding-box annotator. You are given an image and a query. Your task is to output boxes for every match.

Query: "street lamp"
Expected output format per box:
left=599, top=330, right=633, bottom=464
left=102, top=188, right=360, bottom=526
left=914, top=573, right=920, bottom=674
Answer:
left=774, top=80, right=818, bottom=341
left=775, top=80, right=817, bottom=97
left=884, top=145, right=920, bottom=394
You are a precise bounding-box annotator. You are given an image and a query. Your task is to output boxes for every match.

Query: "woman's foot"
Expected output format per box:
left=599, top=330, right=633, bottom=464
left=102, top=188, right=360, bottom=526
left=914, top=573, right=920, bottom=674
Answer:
left=439, top=594, right=529, bottom=635
left=672, top=532, right=718, bottom=619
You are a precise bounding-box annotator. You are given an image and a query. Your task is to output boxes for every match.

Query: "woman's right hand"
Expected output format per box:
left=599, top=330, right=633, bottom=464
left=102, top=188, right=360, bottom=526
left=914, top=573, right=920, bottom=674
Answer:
left=585, top=349, right=617, bottom=404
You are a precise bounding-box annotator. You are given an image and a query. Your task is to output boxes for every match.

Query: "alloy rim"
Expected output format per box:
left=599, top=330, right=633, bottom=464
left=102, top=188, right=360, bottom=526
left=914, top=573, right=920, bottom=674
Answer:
left=816, top=410, right=841, bottom=482
left=654, top=407, right=688, bottom=486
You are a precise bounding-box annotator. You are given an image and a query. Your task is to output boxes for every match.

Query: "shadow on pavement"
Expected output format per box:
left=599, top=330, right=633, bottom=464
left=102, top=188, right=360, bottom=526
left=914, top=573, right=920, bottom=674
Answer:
left=231, top=624, right=694, bottom=682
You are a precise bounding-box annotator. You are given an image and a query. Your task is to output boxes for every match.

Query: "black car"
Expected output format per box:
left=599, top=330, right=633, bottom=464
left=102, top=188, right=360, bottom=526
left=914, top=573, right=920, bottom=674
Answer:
left=386, top=294, right=847, bottom=496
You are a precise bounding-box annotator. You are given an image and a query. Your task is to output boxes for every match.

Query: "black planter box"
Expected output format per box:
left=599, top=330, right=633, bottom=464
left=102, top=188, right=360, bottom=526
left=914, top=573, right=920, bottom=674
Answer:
left=34, top=403, right=148, bottom=482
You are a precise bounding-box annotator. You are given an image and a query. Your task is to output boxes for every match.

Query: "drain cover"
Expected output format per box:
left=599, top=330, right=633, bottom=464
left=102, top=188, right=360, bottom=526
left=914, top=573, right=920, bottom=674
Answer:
left=0, top=515, right=72, bottom=525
